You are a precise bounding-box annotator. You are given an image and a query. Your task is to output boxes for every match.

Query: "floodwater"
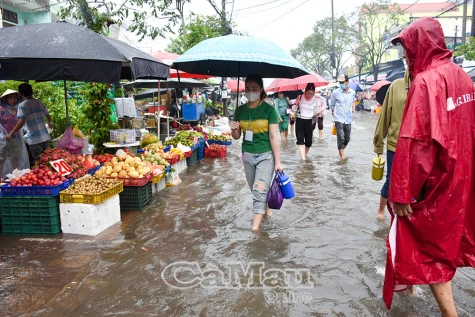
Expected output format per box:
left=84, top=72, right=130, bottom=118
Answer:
left=1, top=111, right=475, bottom=317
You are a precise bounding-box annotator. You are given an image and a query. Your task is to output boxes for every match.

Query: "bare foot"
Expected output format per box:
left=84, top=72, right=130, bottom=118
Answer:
left=376, top=209, right=385, bottom=222
left=407, top=285, right=414, bottom=294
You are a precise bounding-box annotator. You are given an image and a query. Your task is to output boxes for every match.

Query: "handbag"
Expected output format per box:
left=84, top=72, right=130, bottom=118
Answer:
left=267, top=173, right=284, bottom=209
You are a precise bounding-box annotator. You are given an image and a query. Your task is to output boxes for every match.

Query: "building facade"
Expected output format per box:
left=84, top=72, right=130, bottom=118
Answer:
left=1, top=0, right=51, bottom=28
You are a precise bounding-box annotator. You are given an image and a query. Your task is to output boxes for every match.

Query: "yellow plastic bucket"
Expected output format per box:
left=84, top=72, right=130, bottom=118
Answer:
left=332, top=123, right=337, bottom=135
left=372, top=156, right=385, bottom=181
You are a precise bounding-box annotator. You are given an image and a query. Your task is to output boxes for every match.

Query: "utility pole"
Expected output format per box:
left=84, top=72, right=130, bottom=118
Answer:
left=472, top=0, right=475, bottom=38
left=331, top=0, right=336, bottom=81
left=462, top=0, right=468, bottom=45
left=455, top=25, right=458, bottom=50
left=222, top=0, right=229, bottom=117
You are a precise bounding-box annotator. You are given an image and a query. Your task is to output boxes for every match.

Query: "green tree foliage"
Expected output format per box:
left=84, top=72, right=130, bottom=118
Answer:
left=454, top=37, right=475, bottom=60
left=59, top=0, right=179, bottom=40
left=166, top=13, right=231, bottom=54
left=354, top=0, right=403, bottom=81
left=0, top=81, right=88, bottom=140
left=79, top=83, right=119, bottom=152
left=291, top=16, right=353, bottom=76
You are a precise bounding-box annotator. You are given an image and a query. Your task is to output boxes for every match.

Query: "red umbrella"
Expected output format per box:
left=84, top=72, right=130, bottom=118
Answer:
left=371, top=80, right=392, bottom=91
left=149, top=51, right=211, bottom=79
left=227, top=79, right=245, bottom=92
left=266, top=72, right=328, bottom=92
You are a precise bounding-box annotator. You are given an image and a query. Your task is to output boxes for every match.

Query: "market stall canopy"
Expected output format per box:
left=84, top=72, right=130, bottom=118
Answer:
left=267, top=72, right=328, bottom=92
left=226, top=79, right=245, bottom=92
left=173, top=35, right=310, bottom=78
left=123, top=78, right=207, bottom=90
left=134, top=88, right=170, bottom=100
left=0, top=21, right=170, bottom=83
left=325, top=82, right=340, bottom=89
left=149, top=51, right=211, bottom=79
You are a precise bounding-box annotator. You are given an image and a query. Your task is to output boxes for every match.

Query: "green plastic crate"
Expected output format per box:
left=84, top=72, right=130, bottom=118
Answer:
left=119, top=183, right=152, bottom=211
left=2, top=216, right=61, bottom=235
left=0, top=196, right=59, bottom=217
left=186, top=150, right=198, bottom=167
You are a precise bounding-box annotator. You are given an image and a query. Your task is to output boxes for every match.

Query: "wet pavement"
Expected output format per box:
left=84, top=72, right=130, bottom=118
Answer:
left=1, top=111, right=474, bottom=317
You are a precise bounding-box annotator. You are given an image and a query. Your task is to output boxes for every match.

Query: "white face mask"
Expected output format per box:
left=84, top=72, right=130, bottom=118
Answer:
left=316, top=93, right=321, bottom=97
left=246, top=91, right=260, bottom=103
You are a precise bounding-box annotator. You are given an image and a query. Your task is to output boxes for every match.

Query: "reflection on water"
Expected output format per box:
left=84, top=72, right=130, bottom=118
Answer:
left=0, top=112, right=473, bottom=316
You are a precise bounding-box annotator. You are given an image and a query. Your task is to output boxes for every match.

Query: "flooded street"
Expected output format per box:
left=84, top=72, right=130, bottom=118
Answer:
left=1, top=111, right=474, bottom=317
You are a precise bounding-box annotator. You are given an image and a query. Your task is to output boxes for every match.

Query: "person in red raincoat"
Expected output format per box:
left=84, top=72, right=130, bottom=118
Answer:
left=383, top=17, right=475, bottom=316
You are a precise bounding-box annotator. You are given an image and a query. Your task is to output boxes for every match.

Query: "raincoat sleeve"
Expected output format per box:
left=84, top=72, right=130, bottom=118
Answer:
left=389, top=80, right=439, bottom=204
left=373, top=87, right=393, bottom=154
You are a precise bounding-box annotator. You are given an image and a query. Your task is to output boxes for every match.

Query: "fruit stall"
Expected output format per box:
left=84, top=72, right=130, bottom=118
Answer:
left=0, top=126, right=233, bottom=237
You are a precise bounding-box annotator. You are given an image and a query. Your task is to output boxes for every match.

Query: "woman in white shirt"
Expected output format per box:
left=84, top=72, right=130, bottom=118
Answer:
left=295, top=83, right=318, bottom=160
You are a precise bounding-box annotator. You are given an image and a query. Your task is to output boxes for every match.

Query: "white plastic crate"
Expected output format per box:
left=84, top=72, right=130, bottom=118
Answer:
left=59, top=194, right=121, bottom=236
left=152, top=178, right=166, bottom=194
left=174, top=159, right=187, bottom=174
left=110, top=129, right=136, bottom=144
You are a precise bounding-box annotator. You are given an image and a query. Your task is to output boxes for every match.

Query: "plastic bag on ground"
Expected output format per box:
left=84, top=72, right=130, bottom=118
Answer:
left=58, top=125, right=84, bottom=154
left=166, top=171, right=181, bottom=187
left=267, top=174, right=284, bottom=210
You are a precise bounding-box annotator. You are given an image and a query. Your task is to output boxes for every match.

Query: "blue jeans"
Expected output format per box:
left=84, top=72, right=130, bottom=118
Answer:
left=380, top=150, right=395, bottom=199
left=242, top=151, right=275, bottom=214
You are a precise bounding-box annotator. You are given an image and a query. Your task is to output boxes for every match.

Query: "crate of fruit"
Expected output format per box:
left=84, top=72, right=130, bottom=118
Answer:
left=204, top=146, right=227, bottom=158
left=88, top=164, right=102, bottom=176
left=0, top=179, right=73, bottom=197
left=60, top=177, right=124, bottom=204
left=110, top=129, right=136, bottom=144
left=152, top=173, right=165, bottom=184
left=107, top=172, right=153, bottom=187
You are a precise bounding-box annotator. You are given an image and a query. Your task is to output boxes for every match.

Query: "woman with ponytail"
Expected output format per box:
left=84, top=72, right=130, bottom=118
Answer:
left=231, top=73, right=284, bottom=231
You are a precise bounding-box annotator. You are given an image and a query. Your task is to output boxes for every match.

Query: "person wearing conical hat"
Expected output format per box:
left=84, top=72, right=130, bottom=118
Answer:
left=0, top=89, right=30, bottom=177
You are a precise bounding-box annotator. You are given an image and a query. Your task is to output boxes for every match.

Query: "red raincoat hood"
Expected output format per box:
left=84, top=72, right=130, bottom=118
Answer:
left=392, top=17, right=452, bottom=79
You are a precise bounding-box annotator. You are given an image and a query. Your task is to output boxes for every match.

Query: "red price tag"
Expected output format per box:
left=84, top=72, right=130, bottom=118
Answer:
left=49, top=159, right=73, bottom=176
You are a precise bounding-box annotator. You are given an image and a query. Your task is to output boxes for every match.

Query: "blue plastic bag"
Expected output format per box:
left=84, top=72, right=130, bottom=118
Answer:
left=267, top=173, right=284, bottom=210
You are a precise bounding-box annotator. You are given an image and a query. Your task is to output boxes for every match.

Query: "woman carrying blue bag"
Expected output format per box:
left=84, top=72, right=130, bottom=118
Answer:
left=231, top=73, right=284, bottom=231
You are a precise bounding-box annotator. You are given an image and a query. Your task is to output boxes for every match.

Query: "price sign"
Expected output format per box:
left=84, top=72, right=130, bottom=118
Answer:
left=222, top=90, right=228, bottom=98
left=49, top=159, right=73, bottom=176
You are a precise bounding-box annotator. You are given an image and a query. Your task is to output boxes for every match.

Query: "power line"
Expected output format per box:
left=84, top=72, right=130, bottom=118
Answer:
left=434, top=1, right=462, bottom=18
left=235, top=0, right=284, bottom=12
left=239, top=0, right=295, bottom=16
left=252, top=0, right=311, bottom=32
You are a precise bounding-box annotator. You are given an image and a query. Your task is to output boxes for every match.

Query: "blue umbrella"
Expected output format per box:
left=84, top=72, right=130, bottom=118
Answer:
left=173, top=35, right=310, bottom=79
left=349, top=82, right=362, bottom=92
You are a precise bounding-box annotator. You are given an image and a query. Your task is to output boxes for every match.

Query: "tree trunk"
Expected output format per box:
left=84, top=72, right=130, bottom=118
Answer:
left=373, top=65, right=379, bottom=84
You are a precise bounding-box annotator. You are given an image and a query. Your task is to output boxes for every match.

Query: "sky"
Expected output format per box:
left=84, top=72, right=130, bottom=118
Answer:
left=114, top=0, right=451, bottom=57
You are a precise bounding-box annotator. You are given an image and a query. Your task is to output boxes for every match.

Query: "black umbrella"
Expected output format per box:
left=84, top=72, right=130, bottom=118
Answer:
left=0, top=21, right=169, bottom=82
left=376, top=84, right=391, bottom=105
left=0, top=22, right=170, bottom=123
left=123, top=78, right=207, bottom=90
